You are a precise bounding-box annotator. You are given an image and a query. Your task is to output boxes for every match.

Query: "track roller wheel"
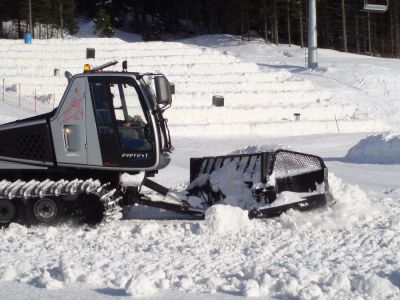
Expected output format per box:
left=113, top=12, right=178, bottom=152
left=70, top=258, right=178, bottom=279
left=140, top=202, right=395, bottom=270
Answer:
left=0, top=199, right=17, bottom=227
left=28, top=197, right=64, bottom=225
left=80, top=193, right=105, bottom=225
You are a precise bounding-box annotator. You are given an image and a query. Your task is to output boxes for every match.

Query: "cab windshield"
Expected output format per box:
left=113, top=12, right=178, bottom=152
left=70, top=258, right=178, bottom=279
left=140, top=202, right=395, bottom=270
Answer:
left=139, top=75, right=157, bottom=107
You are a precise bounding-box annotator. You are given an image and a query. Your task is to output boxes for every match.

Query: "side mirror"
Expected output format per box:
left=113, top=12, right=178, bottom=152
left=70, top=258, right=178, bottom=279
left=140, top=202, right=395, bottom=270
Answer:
left=154, top=76, right=172, bottom=105
left=169, top=83, right=175, bottom=95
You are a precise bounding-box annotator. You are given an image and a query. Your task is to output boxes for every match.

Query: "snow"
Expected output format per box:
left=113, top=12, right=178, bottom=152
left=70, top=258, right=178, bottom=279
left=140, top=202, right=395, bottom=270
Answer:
left=202, top=205, right=253, bottom=235
left=119, top=172, right=145, bottom=187
left=75, top=18, right=143, bottom=42
left=281, top=173, right=383, bottom=230
left=1, top=28, right=400, bottom=299
left=125, top=273, right=162, bottom=298
left=345, top=131, right=400, bottom=164
left=0, top=34, right=394, bottom=136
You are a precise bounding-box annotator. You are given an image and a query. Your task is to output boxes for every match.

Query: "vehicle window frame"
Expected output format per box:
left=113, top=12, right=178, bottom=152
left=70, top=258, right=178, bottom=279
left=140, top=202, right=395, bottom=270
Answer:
left=88, top=76, right=154, bottom=153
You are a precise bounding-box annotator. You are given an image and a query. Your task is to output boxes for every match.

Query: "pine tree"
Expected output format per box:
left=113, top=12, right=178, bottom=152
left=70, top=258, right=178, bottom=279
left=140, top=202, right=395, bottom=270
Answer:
left=61, top=0, right=78, bottom=34
left=95, top=8, right=114, bottom=37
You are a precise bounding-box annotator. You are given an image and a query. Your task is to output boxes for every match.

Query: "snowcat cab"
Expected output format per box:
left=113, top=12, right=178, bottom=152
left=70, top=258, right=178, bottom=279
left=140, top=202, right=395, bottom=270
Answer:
left=0, top=61, right=332, bottom=227
left=59, top=60, right=173, bottom=172
left=0, top=61, right=174, bottom=225
left=0, top=61, right=173, bottom=180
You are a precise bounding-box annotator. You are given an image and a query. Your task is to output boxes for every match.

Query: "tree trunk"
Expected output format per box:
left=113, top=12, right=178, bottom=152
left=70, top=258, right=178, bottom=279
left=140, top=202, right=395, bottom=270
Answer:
left=60, top=2, right=64, bottom=39
left=299, top=0, right=304, bottom=48
left=390, top=7, right=395, bottom=57
left=273, top=0, right=279, bottom=45
left=355, top=14, right=360, bottom=54
left=208, top=0, right=213, bottom=33
left=17, top=19, right=21, bottom=38
left=323, top=0, right=330, bottom=48
left=28, top=0, right=32, bottom=33
left=246, top=0, right=250, bottom=41
left=133, top=1, right=140, bottom=30
left=341, top=0, right=347, bottom=52
left=215, top=0, right=220, bottom=33
left=395, top=0, right=400, bottom=57
left=241, top=2, right=244, bottom=42
left=141, top=3, right=147, bottom=30
left=263, top=0, right=268, bottom=42
left=368, top=13, right=372, bottom=56
left=363, top=15, right=367, bottom=54
left=380, top=15, right=385, bottom=56
left=287, top=1, right=291, bottom=47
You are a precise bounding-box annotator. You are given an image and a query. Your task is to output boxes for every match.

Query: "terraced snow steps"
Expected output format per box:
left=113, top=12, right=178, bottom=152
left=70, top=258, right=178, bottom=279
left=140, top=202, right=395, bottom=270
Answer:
left=1, top=37, right=372, bottom=136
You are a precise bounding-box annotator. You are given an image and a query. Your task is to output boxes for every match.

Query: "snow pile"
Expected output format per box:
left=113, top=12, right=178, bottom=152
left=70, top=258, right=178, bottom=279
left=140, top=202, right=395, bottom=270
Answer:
left=345, top=132, right=400, bottom=164
left=353, top=274, right=400, bottom=299
left=4, top=223, right=28, bottom=237
left=119, top=172, right=145, bottom=187
left=278, top=173, right=382, bottom=230
left=125, top=271, right=168, bottom=298
left=326, top=173, right=378, bottom=225
left=0, top=266, right=18, bottom=281
left=202, top=205, right=253, bottom=234
left=34, top=270, right=63, bottom=290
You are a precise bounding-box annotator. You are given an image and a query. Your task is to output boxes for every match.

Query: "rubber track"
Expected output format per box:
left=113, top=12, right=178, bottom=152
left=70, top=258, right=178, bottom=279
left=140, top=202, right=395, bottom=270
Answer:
left=0, top=178, right=122, bottom=225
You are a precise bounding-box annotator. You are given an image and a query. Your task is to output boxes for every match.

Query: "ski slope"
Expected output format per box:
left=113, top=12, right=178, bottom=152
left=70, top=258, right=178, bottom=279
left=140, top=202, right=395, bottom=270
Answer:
left=1, top=31, right=400, bottom=299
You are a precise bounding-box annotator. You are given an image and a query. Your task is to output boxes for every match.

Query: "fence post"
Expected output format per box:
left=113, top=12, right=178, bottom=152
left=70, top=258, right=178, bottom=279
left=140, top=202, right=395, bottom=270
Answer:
left=334, top=114, right=340, bottom=134
left=19, top=83, right=21, bottom=107
left=2, top=78, right=4, bottom=102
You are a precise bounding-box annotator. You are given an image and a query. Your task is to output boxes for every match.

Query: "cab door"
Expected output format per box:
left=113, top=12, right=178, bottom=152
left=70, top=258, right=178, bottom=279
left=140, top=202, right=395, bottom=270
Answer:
left=88, top=76, right=157, bottom=169
left=51, top=77, right=87, bottom=165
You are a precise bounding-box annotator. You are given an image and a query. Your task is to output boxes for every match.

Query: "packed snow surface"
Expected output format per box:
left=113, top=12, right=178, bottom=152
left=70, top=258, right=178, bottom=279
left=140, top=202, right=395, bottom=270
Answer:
left=1, top=31, right=400, bottom=299
left=0, top=172, right=399, bottom=299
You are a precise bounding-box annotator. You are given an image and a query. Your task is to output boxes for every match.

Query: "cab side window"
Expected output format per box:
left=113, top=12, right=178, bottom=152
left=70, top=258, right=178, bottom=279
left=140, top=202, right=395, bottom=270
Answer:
left=91, top=81, right=113, bottom=133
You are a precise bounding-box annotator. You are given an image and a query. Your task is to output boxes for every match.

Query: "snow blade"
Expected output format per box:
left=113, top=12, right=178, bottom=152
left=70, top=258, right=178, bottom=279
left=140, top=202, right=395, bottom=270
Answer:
left=189, top=149, right=330, bottom=217
left=248, top=194, right=327, bottom=219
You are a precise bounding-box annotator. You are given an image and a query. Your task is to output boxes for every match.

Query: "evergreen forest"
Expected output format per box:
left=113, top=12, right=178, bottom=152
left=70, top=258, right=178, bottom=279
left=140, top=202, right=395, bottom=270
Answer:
left=0, top=0, right=399, bottom=58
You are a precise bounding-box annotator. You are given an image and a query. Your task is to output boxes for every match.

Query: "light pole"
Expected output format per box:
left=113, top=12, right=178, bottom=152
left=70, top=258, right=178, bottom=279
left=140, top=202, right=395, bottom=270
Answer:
left=308, top=0, right=318, bottom=69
